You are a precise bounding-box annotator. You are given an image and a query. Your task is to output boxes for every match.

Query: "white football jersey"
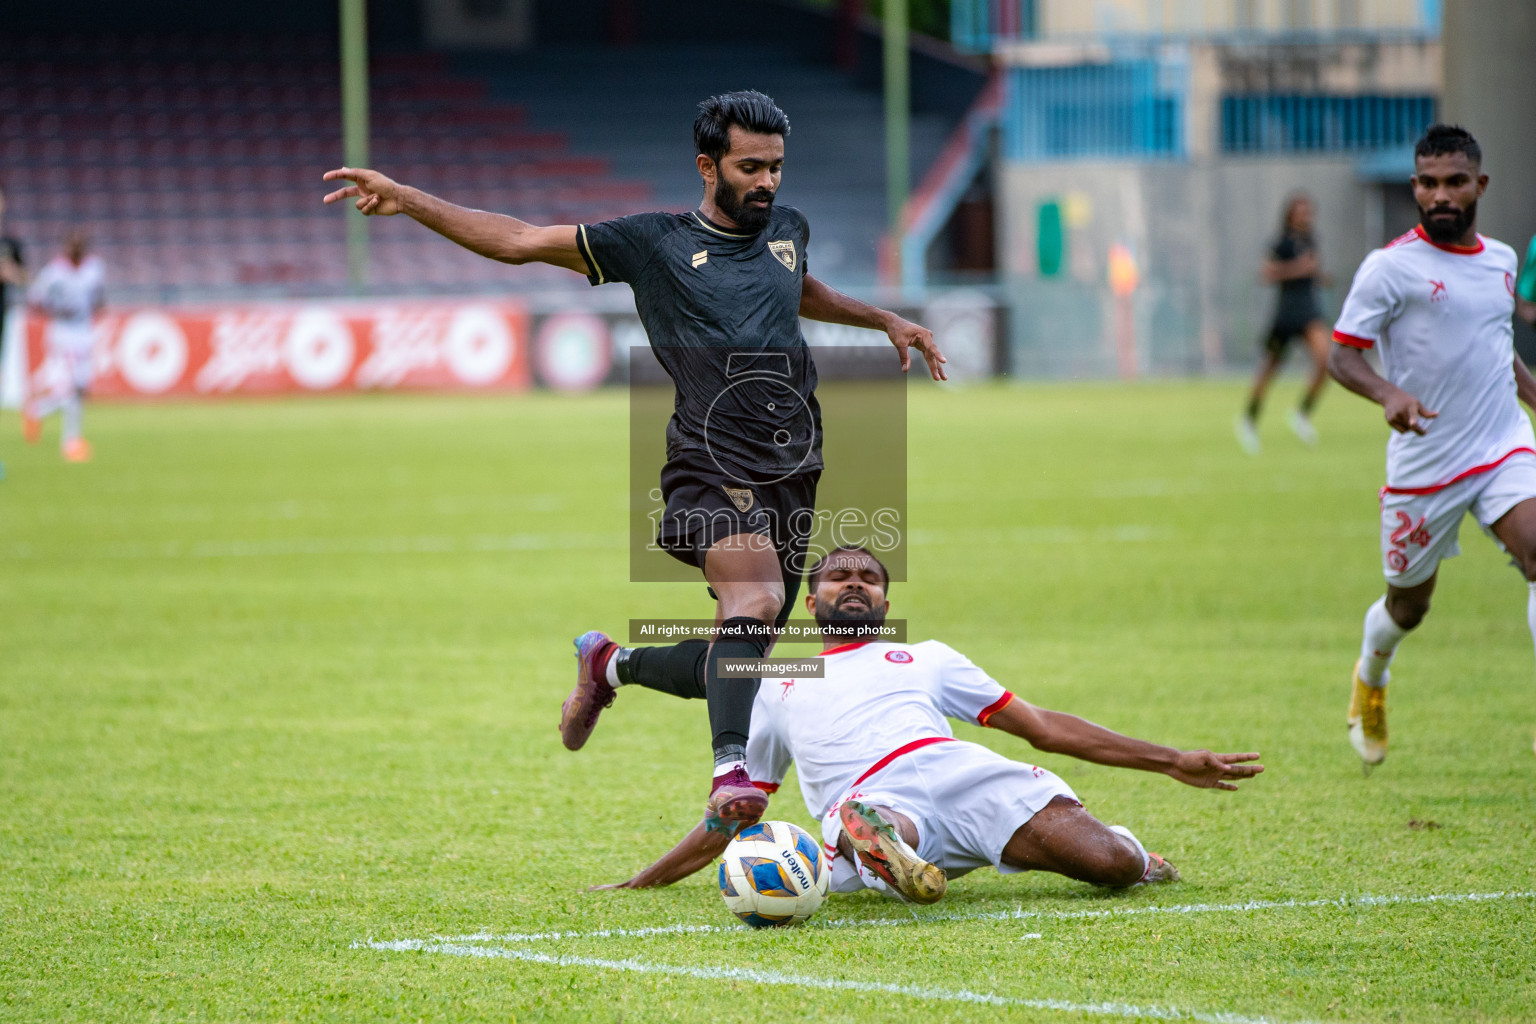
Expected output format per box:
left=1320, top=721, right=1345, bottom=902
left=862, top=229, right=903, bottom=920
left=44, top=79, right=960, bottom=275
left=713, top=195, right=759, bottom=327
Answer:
left=1333, top=225, right=1532, bottom=492
left=29, top=255, right=105, bottom=331
left=745, top=640, right=1015, bottom=820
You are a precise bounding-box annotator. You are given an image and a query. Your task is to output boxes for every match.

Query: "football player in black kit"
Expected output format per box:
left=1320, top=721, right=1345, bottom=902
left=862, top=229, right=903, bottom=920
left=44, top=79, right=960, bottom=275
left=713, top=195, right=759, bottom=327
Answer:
left=1235, top=192, right=1330, bottom=453
left=322, top=91, right=946, bottom=825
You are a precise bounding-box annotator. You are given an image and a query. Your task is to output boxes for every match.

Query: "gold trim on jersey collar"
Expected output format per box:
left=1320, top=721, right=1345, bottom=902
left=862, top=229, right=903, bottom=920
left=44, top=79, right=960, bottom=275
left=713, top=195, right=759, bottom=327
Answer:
left=691, top=211, right=756, bottom=239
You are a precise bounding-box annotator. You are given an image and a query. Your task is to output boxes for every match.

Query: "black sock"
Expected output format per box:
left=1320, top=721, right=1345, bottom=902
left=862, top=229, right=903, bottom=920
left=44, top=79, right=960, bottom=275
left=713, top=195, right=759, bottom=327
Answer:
left=620, top=640, right=708, bottom=699
left=1299, top=393, right=1317, bottom=416
left=1245, top=395, right=1261, bottom=420
left=707, top=616, right=772, bottom=766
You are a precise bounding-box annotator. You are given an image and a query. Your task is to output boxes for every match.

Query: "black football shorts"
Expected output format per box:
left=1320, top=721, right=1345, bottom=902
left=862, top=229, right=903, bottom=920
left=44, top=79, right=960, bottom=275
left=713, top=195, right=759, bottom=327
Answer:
left=655, top=449, right=820, bottom=628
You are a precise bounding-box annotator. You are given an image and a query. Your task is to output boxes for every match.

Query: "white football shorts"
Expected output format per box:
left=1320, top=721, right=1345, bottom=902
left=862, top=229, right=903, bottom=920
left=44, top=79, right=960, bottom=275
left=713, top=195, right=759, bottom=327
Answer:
left=818, top=738, right=1078, bottom=890
left=1379, top=450, right=1536, bottom=588
left=46, top=324, right=96, bottom=390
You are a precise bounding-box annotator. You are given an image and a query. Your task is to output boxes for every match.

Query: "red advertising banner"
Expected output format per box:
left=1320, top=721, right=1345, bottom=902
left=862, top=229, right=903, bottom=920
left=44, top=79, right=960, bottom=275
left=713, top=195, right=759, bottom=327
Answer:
left=25, top=300, right=531, bottom=399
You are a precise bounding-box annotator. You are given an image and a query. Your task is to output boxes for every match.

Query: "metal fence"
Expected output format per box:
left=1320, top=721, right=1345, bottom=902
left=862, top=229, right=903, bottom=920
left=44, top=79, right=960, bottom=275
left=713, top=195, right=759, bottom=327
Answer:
left=952, top=0, right=1438, bottom=51
left=1004, top=60, right=1186, bottom=162
left=1220, top=93, right=1437, bottom=153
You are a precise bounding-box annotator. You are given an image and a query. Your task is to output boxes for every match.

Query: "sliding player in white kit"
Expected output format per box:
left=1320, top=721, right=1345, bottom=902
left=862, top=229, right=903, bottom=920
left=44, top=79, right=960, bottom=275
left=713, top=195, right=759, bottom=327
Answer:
left=24, top=231, right=104, bottom=462
left=594, top=546, right=1263, bottom=902
left=1329, top=125, right=1536, bottom=765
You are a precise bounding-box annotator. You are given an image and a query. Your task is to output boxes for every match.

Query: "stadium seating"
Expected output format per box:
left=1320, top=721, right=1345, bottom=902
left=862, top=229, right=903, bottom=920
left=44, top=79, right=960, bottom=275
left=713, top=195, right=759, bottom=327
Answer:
left=0, top=34, right=657, bottom=298
left=0, top=33, right=959, bottom=298
left=458, top=43, right=958, bottom=286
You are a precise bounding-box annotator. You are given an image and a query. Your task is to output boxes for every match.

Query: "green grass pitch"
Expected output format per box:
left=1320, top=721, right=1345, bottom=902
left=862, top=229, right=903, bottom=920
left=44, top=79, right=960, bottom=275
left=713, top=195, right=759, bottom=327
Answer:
left=2, top=381, right=1533, bottom=1022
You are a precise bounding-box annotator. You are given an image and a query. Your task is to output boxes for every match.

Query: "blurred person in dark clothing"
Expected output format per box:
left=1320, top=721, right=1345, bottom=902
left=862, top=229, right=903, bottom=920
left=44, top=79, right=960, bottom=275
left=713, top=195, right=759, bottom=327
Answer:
left=1236, top=193, right=1330, bottom=454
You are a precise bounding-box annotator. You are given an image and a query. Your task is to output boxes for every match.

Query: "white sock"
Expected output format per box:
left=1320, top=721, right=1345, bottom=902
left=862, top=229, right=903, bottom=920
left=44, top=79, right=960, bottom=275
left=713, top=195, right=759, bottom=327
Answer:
left=1359, top=596, right=1409, bottom=686
left=1526, top=582, right=1536, bottom=669
left=1107, top=824, right=1150, bottom=882
left=62, top=391, right=82, bottom=444
left=604, top=649, right=624, bottom=687
left=828, top=852, right=867, bottom=894
left=712, top=759, right=745, bottom=779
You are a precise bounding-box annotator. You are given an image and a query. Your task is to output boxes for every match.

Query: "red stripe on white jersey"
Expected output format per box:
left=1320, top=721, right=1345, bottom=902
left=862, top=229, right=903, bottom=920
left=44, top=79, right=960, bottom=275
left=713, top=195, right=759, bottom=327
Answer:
left=1332, top=329, right=1374, bottom=349
left=1380, top=447, right=1536, bottom=496
left=977, top=691, right=1016, bottom=726
left=849, top=736, right=954, bottom=789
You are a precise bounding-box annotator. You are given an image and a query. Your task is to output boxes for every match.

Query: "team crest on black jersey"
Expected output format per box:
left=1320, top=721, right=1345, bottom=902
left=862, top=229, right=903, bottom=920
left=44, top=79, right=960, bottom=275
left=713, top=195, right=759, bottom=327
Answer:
left=723, top=486, right=755, bottom=512
left=768, top=240, right=796, bottom=272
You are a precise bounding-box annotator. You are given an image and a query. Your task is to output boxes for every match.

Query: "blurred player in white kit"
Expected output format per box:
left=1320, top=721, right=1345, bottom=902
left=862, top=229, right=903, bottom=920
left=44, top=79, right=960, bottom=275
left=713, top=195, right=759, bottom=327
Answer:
left=0, top=187, right=27, bottom=482
left=1328, top=125, right=1536, bottom=764
left=24, top=231, right=103, bottom=462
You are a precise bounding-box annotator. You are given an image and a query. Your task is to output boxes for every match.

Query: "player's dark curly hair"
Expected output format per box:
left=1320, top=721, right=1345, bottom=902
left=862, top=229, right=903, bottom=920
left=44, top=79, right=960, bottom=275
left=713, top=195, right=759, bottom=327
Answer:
left=693, top=90, right=790, bottom=166
left=1415, top=124, right=1481, bottom=166
left=806, top=545, right=891, bottom=592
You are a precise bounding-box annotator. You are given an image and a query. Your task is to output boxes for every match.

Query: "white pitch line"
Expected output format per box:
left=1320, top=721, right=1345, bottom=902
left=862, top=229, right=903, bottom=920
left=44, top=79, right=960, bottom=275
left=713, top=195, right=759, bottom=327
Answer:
left=434, top=888, right=1536, bottom=945
left=357, top=939, right=1318, bottom=1024
left=358, top=890, right=1533, bottom=1023
left=440, top=921, right=731, bottom=944
left=858, top=887, right=1536, bottom=929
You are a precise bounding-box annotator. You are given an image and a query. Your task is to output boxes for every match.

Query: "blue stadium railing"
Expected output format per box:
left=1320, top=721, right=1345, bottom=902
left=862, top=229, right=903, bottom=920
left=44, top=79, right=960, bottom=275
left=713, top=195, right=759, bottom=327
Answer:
left=1221, top=94, right=1436, bottom=154
left=951, top=0, right=1440, bottom=51
left=1004, top=60, right=1186, bottom=162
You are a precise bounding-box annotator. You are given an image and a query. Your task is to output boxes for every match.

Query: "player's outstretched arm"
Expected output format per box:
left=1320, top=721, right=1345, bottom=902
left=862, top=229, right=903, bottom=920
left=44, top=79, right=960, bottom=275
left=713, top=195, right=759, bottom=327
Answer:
left=1328, top=343, right=1437, bottom=435
left=0, top=252, right=25, bottom=287
left=1513, top=354, right=1536, bottom=409
left=320, top=167, right=589, bottom=274
left=985, top=698, right=1263, bottom=791
left=799, top=274, right=948, bottom=381
left=588, top=818, right=734, bottom=890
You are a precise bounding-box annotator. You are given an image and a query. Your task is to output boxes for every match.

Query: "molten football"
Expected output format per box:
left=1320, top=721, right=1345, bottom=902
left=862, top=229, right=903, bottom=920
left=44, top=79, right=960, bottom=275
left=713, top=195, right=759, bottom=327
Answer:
left=717, top=820, right=830, bottom=928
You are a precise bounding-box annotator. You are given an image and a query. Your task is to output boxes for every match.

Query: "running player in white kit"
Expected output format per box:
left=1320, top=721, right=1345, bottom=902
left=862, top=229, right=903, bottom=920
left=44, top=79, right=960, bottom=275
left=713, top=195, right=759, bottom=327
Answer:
left=1329, top=125, right=1536, bottom=765
left=593, top=546, right=1263, bottom=902
left=24, top=231, right=104, bottom=462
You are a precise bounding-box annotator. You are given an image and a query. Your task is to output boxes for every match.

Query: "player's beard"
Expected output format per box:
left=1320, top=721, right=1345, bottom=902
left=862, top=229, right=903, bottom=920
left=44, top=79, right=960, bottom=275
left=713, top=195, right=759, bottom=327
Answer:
left=1420, top=199, right=1476, bottom=245
left=715, top=177, right=775, bottom=233
left=813, top=592, right=886, bottom=642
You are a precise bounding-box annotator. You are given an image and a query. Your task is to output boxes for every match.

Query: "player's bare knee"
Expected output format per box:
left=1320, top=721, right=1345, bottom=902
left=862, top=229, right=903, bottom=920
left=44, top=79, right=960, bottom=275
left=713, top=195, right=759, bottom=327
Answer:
left=1097, top=834, right=1147, bottom=888
left=1385, top=592, right=1430, bottom=630
left=726, top=582, right=784, bottom=624
left=1055, top=817, right=1147, bottom=888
